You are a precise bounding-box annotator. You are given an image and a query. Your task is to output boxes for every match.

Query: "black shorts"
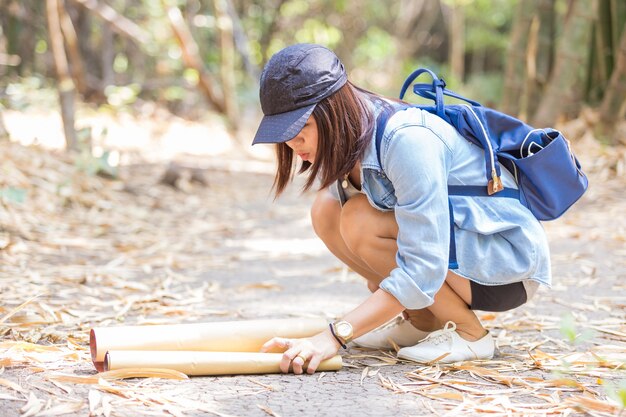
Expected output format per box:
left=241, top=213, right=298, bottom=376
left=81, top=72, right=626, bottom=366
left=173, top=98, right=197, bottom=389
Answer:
left=469, top=281, right=528, bottom=312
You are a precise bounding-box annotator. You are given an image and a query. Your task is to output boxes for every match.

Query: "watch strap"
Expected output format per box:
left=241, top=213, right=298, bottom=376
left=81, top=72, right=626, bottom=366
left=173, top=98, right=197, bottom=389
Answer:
left=329, top=323, right=348, bottom=349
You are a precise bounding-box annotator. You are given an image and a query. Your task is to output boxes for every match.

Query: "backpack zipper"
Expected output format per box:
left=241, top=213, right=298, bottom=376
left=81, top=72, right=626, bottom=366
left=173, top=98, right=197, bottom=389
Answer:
left=460, top=104, right=503, bottom=194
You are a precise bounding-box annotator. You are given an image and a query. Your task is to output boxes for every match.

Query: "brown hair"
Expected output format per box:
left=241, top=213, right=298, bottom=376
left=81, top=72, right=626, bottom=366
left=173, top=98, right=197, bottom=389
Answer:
left=273, top=81, right=388, bottom=197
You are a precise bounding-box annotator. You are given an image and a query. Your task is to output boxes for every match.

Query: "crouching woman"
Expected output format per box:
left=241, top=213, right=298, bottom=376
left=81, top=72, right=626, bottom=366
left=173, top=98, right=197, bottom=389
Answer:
left=255, top=44, right=551, bottom=374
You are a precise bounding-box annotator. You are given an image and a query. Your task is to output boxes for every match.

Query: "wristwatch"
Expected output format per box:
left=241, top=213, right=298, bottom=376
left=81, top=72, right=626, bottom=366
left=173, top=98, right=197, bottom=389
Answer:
left=330, top=320, right=354, bottom=348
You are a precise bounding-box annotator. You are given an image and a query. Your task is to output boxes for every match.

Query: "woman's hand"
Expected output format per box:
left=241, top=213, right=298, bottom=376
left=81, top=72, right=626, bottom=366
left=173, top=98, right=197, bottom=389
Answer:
left=261, top=329, right=340, bottom=375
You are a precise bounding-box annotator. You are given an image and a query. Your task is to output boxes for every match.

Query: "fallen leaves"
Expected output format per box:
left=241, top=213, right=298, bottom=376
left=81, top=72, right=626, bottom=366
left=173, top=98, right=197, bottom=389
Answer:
left=48, top=368, right=189, bottom=384
left=0, top=377, right=25, bottom=393
left=1, top=135, right=625, bottom=416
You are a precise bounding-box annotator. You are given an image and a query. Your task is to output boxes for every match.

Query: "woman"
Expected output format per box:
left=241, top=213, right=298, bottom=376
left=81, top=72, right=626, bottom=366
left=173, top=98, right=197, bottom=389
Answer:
left=255, top=44, right=551, bottom=375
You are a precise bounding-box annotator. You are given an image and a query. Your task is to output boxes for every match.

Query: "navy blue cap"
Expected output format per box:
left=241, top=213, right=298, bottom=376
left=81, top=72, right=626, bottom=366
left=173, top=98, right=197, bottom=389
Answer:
left=252, top=44, right=347, bottom=145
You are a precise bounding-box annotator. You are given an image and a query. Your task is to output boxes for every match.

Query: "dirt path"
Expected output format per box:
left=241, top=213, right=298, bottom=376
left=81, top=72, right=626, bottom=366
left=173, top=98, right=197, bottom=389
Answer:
left=1, top=142, right=624, bottom=416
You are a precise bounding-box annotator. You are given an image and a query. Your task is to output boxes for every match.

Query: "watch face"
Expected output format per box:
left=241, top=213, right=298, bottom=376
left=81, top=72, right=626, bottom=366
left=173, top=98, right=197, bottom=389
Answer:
left=336, top=322, right=352, bottom=337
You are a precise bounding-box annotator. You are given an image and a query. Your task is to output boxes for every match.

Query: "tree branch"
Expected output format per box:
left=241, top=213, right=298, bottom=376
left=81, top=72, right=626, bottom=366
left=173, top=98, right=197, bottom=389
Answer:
left=68, top=0, right=150, bottom=46
left=164, top=4, right=226, bottom=114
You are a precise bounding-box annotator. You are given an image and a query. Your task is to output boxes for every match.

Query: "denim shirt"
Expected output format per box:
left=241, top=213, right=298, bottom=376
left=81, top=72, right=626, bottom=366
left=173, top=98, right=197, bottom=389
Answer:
left=331, top=106, right=551, bottom=310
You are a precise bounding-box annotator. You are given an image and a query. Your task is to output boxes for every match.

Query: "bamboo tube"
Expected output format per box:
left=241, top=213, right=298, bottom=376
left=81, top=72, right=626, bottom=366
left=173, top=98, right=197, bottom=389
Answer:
left=104, top=351, right=343, bottom=375
left=90, top=318, right=328, bottom=371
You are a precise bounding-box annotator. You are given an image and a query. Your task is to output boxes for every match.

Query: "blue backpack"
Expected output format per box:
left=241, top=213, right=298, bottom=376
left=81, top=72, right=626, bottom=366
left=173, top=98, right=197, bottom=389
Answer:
left=375, top=68, right=588, bottom=268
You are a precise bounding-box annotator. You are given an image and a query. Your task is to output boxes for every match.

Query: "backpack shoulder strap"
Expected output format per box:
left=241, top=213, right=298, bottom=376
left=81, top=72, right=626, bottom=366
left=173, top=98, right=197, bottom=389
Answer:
left=375, top=104, right=407, bottom=169
left=375, top=104, right=519, bottom=200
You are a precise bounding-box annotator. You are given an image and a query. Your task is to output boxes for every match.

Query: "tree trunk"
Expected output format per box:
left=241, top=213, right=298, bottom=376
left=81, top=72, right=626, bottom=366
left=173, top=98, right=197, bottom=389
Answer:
left=259, top=0, right=289, bottom=64
left=0, top=108, right=9, bottom=140
left=532, top=0, right=597, bottom=127
left=225, top=0, right=259, bottom=82
left=74, top=6, right=99, bottom=82
left=101, top=24, right=115, bottom=87
left=126, top=40, right=146, bottom=86
left=213, top=0, right=239, bottom=129
left=501, top=0, right=538, bottom=116
left=448, top=4, right=465, bottom=81
left=58, top=0, right=88, bottom=96
left=164, top=3, right=226, bottom=114
left=14, top=2, right=38, bottom=75
left=46, top=0, right=79, bottom=152
left=599, top=21, right=626, bottom=138
left=4, top=5, right=22, bottom=75
left=525, top=0, right=556, bottom=121
left=389, top=1, right=441, bottom=85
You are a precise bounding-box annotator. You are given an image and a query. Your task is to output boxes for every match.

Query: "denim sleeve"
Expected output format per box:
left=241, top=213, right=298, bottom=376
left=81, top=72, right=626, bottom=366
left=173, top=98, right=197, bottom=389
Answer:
left=378, top=124, right=453, bottom=310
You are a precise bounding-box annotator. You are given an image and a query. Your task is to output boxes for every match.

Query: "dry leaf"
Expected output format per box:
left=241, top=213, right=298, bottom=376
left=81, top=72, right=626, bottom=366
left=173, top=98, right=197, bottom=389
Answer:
left=257, top=404, right=282, bottom=417
left=88, top=389, right=101, bottom=415
left=48, top=368, right=188, bottom=384
left=20, top=392, right=43, bottom=417
left=0, top=377, right=25, bottom=392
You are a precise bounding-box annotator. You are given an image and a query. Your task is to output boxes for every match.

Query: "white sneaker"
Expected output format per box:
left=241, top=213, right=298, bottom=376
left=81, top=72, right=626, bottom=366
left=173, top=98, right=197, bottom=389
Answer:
left=353, top=316, right=431, bottom=350
left=397, top=322, right=495, bottom=364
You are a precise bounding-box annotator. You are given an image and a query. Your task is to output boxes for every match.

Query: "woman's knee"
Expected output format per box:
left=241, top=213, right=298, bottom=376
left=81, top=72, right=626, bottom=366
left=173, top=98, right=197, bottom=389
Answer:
left=310, top=189, right=341, bottom=240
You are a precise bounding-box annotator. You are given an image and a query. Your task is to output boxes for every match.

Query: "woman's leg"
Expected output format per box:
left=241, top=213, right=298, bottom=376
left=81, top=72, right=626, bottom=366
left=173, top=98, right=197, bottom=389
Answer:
left=310, top=189, right=381, bottom=286
left=339, top=194, right=486, bottom=341
left=312, top=189, right=441, bottom=333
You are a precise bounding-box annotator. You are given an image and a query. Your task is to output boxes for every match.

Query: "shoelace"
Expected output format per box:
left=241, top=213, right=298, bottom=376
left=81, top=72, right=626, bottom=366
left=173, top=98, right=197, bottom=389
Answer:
left=420, top=321, right=457, bottom=346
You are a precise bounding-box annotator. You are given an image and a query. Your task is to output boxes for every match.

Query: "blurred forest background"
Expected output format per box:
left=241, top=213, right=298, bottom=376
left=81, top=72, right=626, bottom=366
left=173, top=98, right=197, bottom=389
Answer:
left=1, top=4, right=626, bottom=415
left=1, top=0, right=625, bottom=157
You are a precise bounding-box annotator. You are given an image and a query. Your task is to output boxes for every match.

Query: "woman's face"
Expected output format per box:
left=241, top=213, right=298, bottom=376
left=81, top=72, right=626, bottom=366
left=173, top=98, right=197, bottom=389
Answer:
left=285, top=115, right=318, bottom=163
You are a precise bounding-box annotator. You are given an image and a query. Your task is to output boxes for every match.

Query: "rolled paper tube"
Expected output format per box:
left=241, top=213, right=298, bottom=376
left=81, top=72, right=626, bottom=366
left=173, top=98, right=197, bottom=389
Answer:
left=90, top=318, right=328, bottom=371
left=104, top=351, right=343, bottom=376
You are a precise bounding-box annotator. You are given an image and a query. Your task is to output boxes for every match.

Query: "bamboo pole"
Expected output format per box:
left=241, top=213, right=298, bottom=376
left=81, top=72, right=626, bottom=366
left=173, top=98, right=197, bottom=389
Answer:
left=90, top=318, right=329, bottom=371
left=104, top=351, right=343, bottom=376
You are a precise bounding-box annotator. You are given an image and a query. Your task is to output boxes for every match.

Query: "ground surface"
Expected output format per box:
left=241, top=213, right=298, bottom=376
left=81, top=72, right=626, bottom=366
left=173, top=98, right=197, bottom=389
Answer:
left=0, top=136, right=625, bottom=417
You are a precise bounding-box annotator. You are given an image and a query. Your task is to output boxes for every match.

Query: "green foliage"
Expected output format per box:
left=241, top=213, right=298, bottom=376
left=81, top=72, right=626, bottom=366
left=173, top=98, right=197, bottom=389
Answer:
left=0, top=187, right=26, bottom=204
left=463, top=0, right=515, bottom=52
left=294, top=19, right=342, bottom=48
left=281, top=0, right=310, bottom=18
left=354, top=27, right=396, bottom=67
left=3, top=77, right=56, bottom=111
left=559, top=313, right=595, bottom=345
left=113, top=53, right=129, bottom=74
left=606, top=380, right=626, bottom=409
left=2, top=0, right=622, bottom=126
left=74, top=149, right=118, bottom=179
left=35, top=39, right=47, bottom=54
left=104, top=84, right=141, bottom=108
left=462, top=72, right=503, bottom=107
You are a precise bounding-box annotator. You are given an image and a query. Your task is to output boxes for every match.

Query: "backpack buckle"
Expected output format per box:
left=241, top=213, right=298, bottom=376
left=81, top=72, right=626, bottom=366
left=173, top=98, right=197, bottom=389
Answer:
left=488, top=170, right=504, bottom=195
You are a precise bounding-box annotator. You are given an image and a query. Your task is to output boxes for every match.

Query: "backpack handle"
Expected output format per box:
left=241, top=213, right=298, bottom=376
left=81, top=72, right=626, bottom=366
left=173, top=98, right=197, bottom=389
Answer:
left=412, top=85, right=482, bottom=107
left=399, top=68, right=482, bottom=118
left=399, top=69, right=445, bottom=118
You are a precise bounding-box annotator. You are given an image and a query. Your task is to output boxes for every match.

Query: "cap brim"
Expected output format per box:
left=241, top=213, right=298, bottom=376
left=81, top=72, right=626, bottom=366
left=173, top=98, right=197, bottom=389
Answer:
left=252, top=104, right=316, bottom=145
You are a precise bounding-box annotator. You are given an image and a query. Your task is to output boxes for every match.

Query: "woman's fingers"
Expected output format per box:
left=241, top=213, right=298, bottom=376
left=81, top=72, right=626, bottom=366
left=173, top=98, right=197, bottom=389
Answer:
left=260, top=337, right=290, bottom=353
left=263, top=336, right=333, bottom=375
left=292, top=354, right=306, bottom=375
left=281, top=345, right=301, bottom=373
left=306, top=354, right=322, bottom=375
